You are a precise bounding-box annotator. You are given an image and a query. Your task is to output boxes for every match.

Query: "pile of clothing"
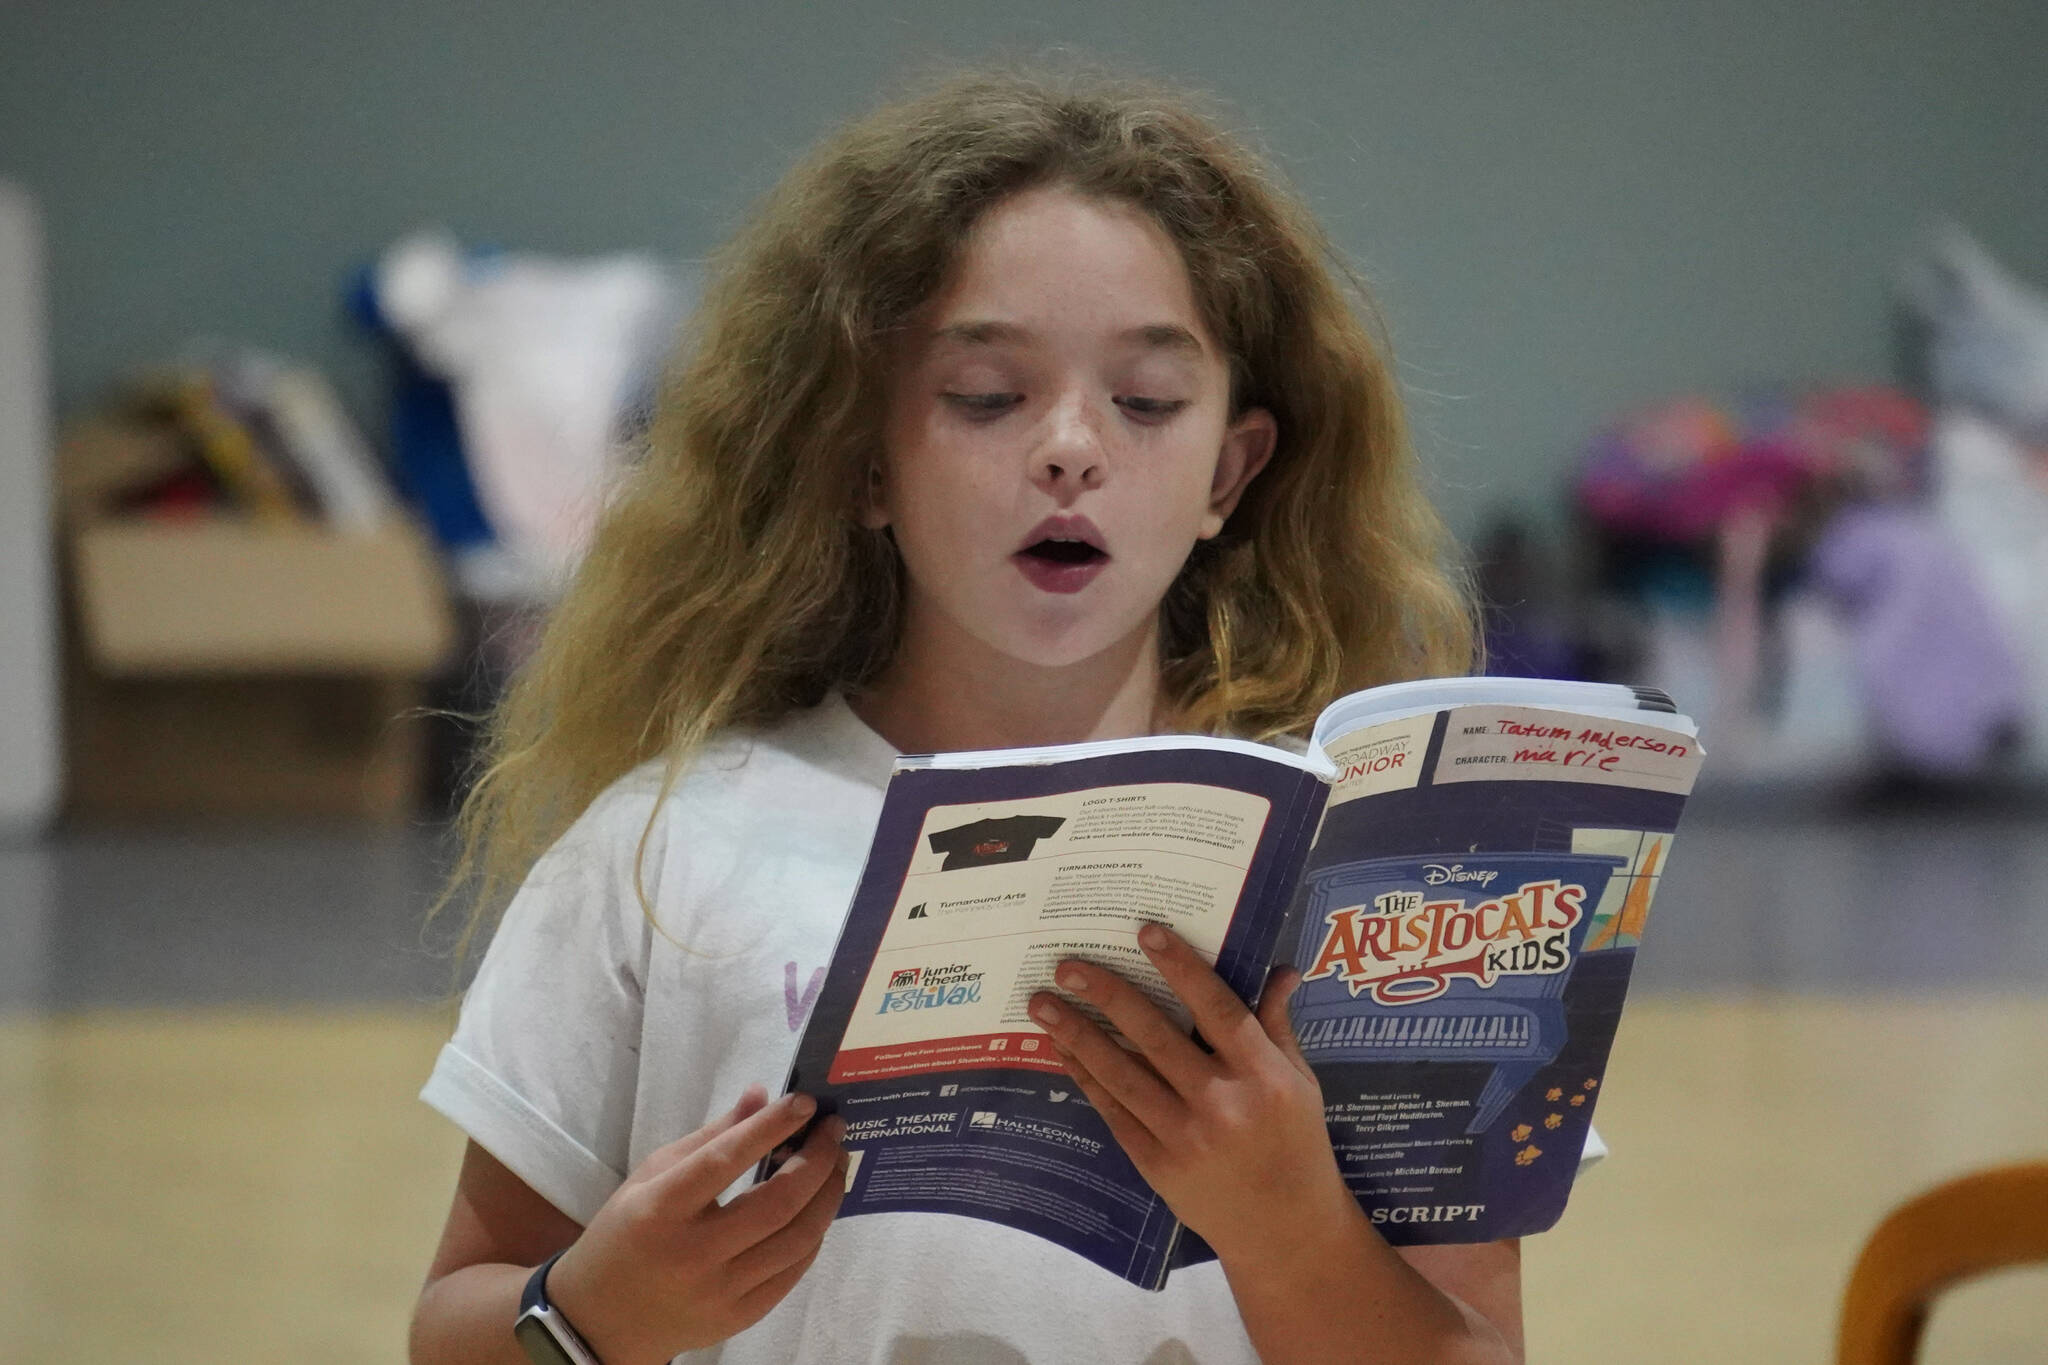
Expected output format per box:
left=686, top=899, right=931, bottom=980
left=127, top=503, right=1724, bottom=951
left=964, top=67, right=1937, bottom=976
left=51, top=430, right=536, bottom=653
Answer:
left=1571, top=227, right=2048, bottom=780
left=354, top=230, right=693, bottom=605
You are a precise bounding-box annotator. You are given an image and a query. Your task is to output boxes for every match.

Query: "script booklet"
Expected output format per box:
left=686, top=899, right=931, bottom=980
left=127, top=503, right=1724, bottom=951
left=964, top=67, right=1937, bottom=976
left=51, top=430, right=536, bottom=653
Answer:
left=767, top=677, right=1704, bottom=1289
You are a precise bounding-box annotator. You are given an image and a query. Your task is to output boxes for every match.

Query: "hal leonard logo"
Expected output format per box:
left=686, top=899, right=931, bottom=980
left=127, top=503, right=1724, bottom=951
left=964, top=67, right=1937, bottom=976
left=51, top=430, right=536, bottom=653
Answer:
left=907, top=903, right=927, bottom=919
left=969, top=1111, right=998, bottom=1129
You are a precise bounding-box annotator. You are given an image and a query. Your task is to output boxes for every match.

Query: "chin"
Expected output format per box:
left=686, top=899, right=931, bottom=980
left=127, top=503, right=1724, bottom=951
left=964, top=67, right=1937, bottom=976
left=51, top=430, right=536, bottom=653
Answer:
left=976, top=606, right=1156, bottom=673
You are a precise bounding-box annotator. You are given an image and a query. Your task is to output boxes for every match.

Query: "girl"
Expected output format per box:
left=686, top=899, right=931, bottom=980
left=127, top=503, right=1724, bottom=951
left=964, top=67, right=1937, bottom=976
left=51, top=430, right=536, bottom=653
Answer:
left=410, top=68, right=1522, bottom=1365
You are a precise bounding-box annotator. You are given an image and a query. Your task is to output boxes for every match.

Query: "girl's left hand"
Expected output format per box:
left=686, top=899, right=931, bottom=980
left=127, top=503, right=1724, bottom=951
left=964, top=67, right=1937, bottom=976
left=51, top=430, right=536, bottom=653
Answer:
left=1026, top=922, right=1352, bottom=1266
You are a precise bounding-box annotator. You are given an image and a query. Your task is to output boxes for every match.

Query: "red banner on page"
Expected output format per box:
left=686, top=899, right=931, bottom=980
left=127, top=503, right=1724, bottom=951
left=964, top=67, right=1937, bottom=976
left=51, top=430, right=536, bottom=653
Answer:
left=828, top=1031, right=1065, bottom=1084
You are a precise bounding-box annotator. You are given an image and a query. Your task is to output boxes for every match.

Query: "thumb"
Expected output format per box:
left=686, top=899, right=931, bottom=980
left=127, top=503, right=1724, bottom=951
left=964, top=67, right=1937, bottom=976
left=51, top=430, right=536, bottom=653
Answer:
left=1256, top=966, right=1313, bottom=1080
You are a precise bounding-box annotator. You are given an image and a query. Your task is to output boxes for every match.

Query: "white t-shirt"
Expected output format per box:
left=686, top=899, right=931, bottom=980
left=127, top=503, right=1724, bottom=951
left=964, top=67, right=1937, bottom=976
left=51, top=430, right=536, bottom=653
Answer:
left=422, top=694, right=1604, bottom=1365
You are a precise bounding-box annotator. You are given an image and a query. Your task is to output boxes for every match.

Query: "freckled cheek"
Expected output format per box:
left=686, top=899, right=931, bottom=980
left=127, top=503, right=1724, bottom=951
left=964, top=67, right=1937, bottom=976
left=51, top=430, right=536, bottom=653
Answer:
left=893, top=476, right=1014, bottom=577
left=1130, top=489, right=1213, bottom=562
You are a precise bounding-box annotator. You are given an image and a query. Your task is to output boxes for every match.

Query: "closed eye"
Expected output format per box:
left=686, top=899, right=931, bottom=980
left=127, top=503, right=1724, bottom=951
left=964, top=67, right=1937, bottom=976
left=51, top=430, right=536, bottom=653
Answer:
left=940, top=393, right=1190, bottom=422
left=942, top=392, right=1022, bottom=417
left=1116, top=397, right=1189, bottom=421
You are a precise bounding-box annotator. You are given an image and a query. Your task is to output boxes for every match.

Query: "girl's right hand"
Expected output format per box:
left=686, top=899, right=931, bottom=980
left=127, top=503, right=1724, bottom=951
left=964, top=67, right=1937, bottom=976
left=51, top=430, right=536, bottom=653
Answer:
left=543, top=1087, right=847, bottom=1365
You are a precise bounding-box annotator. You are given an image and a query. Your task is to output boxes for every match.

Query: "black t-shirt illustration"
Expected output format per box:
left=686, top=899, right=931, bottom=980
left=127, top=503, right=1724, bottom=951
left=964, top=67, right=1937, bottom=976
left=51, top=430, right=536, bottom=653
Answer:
left=926, top=814, right=1066, bottom=870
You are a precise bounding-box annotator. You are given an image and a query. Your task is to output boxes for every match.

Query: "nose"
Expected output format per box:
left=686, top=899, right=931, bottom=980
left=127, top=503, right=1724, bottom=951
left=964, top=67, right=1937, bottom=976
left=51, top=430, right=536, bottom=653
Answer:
left=1030, top=393, right=1107, bottom=499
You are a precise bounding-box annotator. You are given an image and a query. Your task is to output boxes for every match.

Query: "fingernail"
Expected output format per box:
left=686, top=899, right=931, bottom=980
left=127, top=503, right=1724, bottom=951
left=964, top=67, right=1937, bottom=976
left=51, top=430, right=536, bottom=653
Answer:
left=1139, top=923, right=1170, bottom=950
left=1030, top=996, right=1063, bottom=1026
left=1055, top=964, right=1088, bottom=992
left=789, top=1093, right=817, bottom=1118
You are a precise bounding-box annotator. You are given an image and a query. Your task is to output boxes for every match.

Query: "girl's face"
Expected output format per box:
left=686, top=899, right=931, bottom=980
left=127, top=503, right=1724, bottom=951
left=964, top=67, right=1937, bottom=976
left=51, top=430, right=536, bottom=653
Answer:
left=870, top=185, right=1275, bottom=676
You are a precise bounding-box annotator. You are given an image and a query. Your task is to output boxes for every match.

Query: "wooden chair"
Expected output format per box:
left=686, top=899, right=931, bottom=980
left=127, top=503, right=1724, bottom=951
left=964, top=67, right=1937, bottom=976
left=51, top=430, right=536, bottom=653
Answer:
left=1836, top=1161, right=2048, bottom=1365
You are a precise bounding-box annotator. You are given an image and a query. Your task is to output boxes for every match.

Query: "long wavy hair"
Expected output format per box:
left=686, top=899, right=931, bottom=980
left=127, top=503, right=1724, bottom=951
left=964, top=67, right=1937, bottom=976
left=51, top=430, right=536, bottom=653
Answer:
left=444, top=66, right=1476, bottom=952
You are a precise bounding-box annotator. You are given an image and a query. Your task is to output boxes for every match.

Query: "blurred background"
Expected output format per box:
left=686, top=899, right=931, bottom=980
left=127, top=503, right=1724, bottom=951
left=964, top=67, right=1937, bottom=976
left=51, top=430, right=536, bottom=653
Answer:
left=3, top=2, right=2045, bottom=1360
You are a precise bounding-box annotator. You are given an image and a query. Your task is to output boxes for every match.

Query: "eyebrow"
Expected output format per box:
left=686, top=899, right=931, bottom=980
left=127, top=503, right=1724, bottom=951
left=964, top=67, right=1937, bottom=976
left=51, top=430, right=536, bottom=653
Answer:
left=931, top=320, right=1206, bottom=358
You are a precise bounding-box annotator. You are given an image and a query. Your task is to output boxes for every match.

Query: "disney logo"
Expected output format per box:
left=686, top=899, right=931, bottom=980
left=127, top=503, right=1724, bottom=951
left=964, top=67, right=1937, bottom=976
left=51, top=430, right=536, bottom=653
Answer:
left=1422, top=863, right=1499, bottom=888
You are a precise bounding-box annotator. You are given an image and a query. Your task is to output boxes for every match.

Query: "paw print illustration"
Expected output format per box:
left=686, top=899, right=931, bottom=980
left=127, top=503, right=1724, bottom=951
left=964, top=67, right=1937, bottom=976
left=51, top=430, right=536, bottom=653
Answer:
left=1510, top=1123, right=1533, bottom=1142
left=1545, top=1087, right=1563, bottom=1102
left=1515, top=1144, right=1542, bottom=1166
left=1582, top=1078, right=1599, bottom=1090
left=1543, top=1113, right=1563, bottom=1130
left=1569, top=1093, right=1586, bottom=1107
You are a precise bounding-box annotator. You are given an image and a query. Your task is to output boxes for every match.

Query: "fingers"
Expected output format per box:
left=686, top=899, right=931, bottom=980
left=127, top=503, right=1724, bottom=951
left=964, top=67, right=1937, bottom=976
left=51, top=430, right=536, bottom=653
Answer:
left=659, top=1091, right=820, bottom=1210
left=1055, top=1045, right=1163, bottom=1171
left=725, top=1133, right=848, bottom=1292
left=1135, top=923, right=1269, bottom=1066
left=729, top=1240, right=827, bottom=1332
left=1256, top=965, right=1315, bottom=1080
left=1029, top=980, right=1186, bottom=1137
left=636, top=1085, right=773, bottom=1183
left=712, top=1112, right=845, bottom=1251
left=1047, top=955, right=1215, bottom=1094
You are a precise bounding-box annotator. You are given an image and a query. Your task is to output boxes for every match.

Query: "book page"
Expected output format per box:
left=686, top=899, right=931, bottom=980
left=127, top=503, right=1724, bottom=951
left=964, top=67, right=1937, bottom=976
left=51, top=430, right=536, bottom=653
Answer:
left=777, top=741, right=1325, bottom=1290
left=828, top=781, right=1271, bottom=1084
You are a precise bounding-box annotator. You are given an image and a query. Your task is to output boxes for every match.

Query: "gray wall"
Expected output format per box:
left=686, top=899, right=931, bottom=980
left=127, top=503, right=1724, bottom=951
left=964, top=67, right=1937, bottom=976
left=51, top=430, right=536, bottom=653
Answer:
left=3, top=1, right=2043, bottom=534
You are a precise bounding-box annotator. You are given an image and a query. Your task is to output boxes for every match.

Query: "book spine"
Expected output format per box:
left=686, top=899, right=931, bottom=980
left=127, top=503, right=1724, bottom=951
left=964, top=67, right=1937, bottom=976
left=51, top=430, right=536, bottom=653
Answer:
left=1257, top=769, right=1332, bottom=973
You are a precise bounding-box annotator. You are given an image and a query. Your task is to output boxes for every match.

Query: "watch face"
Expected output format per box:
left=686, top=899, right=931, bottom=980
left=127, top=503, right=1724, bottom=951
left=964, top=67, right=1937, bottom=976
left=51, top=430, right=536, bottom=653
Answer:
left=514, top=1313, right=580, bottom=1365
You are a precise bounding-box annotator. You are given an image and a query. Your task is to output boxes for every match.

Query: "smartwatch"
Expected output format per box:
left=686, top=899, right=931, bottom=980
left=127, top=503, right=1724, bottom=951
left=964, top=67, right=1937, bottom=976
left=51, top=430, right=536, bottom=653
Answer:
left=514, top=1250, right=604, bottom=1365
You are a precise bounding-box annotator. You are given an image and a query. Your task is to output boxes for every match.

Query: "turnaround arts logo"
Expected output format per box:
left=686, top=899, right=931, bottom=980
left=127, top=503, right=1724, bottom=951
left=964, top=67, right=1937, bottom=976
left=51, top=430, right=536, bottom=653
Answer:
left=1303, top=878, right=1587, bottom=1005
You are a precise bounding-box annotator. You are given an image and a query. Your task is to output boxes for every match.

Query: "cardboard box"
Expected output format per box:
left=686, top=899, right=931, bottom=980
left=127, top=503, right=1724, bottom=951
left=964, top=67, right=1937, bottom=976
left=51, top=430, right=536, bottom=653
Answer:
left=59, top=424, right=457, bottom=823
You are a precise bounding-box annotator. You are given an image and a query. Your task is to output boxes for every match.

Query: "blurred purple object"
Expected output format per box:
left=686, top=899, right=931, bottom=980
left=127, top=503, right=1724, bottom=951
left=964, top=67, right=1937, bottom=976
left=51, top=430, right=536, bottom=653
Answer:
left=1578, top=388, right=1928, bottom=543
left=1809, top=505, right=2028, bottom=774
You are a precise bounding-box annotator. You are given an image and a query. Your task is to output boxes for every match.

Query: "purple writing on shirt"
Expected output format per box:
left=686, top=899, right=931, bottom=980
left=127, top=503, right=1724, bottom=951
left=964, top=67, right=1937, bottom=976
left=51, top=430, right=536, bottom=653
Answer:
left=785, top=961, right=825, bottom=1031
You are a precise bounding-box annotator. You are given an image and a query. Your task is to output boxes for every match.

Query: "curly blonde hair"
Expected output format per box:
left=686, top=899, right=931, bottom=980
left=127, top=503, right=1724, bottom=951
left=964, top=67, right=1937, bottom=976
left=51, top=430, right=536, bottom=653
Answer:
left=444, top=65, right=1475, bottom=951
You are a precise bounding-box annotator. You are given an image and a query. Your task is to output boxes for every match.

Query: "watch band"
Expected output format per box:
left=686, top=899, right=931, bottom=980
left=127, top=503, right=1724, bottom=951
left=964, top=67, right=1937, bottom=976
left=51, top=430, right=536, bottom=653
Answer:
left=513, top=1250, right=603, bottom=1365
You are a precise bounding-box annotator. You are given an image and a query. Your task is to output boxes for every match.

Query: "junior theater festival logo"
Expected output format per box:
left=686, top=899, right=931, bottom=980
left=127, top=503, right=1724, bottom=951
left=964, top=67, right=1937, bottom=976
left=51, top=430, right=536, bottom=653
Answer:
left=877, top=962, right=985, bottom=1012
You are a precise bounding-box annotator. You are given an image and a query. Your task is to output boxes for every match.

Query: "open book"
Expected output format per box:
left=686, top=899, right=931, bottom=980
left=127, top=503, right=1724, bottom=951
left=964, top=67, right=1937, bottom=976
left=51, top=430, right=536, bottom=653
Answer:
left=770, top=677, right=1703, bottom=1289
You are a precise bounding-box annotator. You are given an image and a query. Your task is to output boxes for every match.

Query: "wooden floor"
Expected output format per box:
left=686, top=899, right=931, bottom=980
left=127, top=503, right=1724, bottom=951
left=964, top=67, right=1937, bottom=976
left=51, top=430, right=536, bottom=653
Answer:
left=5, top=995, right=2045, bottom=1363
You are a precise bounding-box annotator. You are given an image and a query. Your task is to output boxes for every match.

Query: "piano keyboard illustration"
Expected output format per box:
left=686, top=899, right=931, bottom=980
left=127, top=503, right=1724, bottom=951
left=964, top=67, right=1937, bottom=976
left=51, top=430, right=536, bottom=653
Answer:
left=1297, top=1009, right=1534, bottom=1055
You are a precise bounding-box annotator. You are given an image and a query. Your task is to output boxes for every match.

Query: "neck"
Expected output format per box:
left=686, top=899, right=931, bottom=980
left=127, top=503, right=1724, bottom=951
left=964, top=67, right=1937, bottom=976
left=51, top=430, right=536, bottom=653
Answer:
left=851, top=618, right=1165, bottom=755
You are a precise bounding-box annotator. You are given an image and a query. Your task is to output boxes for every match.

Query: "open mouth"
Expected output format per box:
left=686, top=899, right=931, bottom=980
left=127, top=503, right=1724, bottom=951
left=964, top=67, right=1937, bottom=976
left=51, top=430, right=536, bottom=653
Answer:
left=1020, top=538, right=1108, bottom=566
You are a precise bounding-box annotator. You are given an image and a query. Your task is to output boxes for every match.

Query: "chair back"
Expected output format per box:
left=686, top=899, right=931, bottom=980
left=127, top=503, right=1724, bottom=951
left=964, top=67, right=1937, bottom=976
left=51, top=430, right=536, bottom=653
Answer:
left=1837, top=1161, right=2048, bottom=1365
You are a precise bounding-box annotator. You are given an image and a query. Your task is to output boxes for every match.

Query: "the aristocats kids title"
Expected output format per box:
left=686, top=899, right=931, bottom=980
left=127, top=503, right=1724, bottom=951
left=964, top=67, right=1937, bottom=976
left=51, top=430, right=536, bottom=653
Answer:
left=1305, top=866, right=1594, bottom=1005
left=1287, top=850, right=1629, bottom=1133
